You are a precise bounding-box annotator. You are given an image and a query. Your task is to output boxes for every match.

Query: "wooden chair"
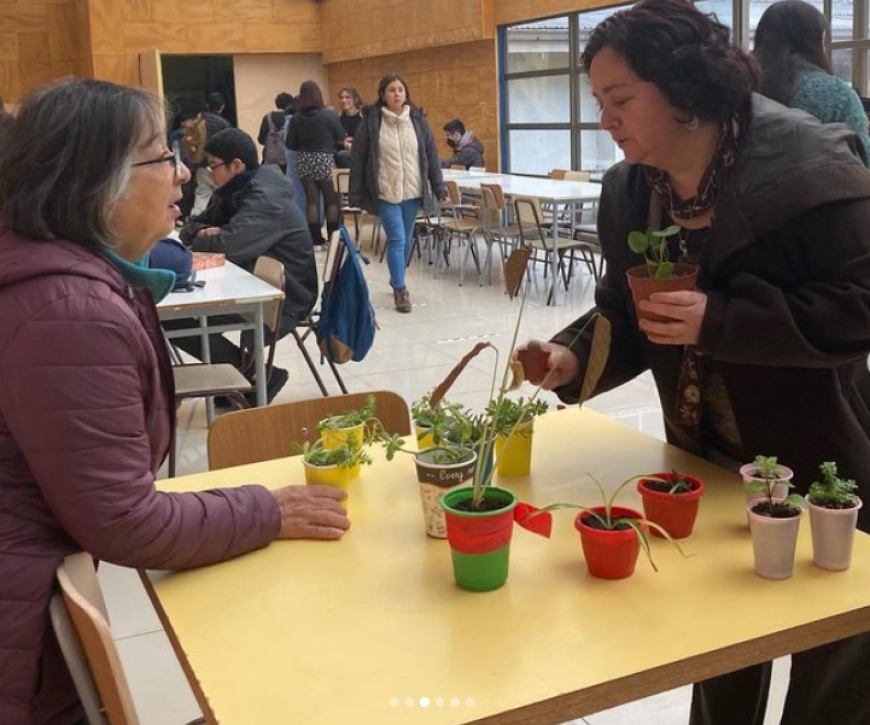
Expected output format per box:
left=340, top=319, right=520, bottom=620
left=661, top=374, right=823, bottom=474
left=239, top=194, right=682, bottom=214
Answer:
left=332, top=168, right=381, bottom=251
left=548, top=168, right=569, bottom=180
left=563, top=170, right=591, bottom=182
left=478, top=184, right=524, bottom=286
left=207, top=390, right=411, bottom=470
left=53, top=552, right=205, bottom=725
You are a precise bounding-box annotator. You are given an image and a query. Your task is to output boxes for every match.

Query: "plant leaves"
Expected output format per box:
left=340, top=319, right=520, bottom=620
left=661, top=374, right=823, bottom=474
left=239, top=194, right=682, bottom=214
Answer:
left=656, top=261, right=674, bottom=279
left=627, top=230, right=649, bottom=254
left=579, top=315, right=612, bottom=404
left=429, top=342, right=494, bottom=407
left=651, top=225, right=680, bottom=238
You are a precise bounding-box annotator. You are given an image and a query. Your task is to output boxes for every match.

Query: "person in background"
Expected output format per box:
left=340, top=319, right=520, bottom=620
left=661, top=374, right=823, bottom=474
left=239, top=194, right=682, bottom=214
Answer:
left=335, top=86, right=364, bottom=169
left=285, top=80, right=345, bottom=246
left=522, top=1, right=870, bottom=723
left=0, top=78, right=348, bottom=725
left=177, top=128, right=319, bottom=403
left=754, top=0, right=870, bottom=162
left=440, top=118, right=485, bottom=169
left=258, top=91, right=294, bottom=173
left=350, top=73, right=446, bottom=314
left=191, top=92, right=232, bottom=216
left=168, top=108, right=198, bottom=221
left=0, top=93, right=13, bottom=150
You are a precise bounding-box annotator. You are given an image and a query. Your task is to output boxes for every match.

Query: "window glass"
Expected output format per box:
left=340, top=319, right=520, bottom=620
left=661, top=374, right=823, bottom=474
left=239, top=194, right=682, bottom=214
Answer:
left=580, top=130, right=624, bottom=172
left=508, top=129, right=571, bottom=175
left=507, top=75, right=571, bottom=123
left=578, top=71, right=599, bottom=124
left=833, top=48, right=854, bottom=84
left=506, top=19, right=570, bottom=73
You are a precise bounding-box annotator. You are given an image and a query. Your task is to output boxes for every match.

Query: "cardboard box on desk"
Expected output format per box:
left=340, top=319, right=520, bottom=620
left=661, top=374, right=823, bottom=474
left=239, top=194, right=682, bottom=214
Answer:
left=192, top=252, right=226, bottom=271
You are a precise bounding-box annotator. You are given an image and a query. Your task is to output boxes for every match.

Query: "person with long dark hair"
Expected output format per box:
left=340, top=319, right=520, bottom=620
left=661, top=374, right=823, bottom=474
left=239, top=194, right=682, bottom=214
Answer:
left=754, top=0, right=870, bottom=160
left=524, top=0, right=870, bottom=723
left=349, top=73, right=446, bottom=313
left=336, top=86, right=364, bottom=168
left=285, top=80, right=345, bottom=245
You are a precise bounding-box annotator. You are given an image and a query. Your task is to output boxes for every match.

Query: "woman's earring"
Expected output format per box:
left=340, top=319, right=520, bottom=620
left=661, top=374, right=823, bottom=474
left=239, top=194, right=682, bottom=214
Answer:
left=683, top=115, right=700, bottom=131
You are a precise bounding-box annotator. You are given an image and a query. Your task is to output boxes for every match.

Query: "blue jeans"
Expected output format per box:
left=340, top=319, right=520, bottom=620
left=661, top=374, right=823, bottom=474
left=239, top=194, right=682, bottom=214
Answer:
left=378, top=198, right=422, bottom=290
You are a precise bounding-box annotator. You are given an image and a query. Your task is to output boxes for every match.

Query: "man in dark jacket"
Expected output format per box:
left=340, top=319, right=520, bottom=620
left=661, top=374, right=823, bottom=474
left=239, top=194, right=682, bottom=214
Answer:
left=440, top=119, right=485, bottom=169
left=191, top=92, right=232, bottom=216
left=175, top=128, right=318, bottom=403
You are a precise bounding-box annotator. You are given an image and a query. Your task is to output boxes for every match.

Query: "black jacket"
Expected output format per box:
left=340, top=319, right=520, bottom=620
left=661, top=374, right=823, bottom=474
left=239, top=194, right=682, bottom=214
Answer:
left=552, top=94, right=870, bottom=529
left=180, top=165, right=317, bottom=333
left=441, top=135, right=485, bottom=169
left=349, top=104, right=446, bottom=215
left=286, top=108, right=345, bottom=153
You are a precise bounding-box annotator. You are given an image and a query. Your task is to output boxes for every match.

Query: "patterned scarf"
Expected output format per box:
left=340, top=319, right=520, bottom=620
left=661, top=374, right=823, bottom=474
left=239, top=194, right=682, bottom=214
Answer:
left=642, top=112, right=742, bottom=221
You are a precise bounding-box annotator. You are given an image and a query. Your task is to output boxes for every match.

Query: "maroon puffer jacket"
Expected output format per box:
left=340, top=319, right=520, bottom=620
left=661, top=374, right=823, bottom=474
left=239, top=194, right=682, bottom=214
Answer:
left=0, top=230, right=281, bottom=725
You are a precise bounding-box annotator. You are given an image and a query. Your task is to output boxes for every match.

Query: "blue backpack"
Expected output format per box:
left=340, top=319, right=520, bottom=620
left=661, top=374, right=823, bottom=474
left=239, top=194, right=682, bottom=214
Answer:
left=148, top=237, right=199, bottom=292
left=317, top=227, right=377, bottom=363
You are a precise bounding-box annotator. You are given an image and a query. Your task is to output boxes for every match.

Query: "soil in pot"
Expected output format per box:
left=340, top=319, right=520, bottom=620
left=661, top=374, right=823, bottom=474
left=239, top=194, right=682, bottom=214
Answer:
left=637, top=474, right=704, bottom=539
left=752, top=501, right=801, bottom=518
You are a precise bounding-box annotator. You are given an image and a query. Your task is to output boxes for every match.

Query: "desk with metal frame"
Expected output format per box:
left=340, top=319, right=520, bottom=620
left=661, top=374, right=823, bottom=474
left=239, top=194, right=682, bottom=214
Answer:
left=144, top=408, right=870, bottom=724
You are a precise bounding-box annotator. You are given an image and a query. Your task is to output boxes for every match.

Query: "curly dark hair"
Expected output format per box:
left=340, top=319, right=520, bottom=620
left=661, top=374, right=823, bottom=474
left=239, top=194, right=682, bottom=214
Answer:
left=580, top=0, right=760, bottom=123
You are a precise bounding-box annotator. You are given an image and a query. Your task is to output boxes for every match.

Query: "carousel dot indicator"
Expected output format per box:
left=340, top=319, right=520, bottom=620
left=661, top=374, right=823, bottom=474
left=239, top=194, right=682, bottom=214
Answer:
left=405, top=697, right=414, bottom=707
left=435, top=697, right=445, bottom=707
left=450, top=697, right=460, bottom=707
left=420, top=697, right=430, bottom=707
left=389, top=698, right=399, bottom=708
left=466, top=697, right=475, bottom=707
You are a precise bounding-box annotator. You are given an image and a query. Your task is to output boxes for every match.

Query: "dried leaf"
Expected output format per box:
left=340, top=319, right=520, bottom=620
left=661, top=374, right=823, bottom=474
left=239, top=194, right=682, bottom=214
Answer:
left=430, top=342, right=494, bottom=406
left=507, top=360, right=525, bottom=391
left=579, top=316, right=612, bottom=404
left=504, top=248, right=531, bottom=299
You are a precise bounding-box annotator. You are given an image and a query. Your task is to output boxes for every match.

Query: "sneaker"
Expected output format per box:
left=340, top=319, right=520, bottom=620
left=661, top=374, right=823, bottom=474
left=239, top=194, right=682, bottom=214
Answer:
left=394, top=288, right=412, bottom=314
left=245, top=366, right=289, bottom=407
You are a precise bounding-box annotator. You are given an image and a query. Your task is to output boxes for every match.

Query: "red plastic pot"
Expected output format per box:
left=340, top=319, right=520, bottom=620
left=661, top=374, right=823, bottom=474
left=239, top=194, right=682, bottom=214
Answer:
left=575, top=506, right=646, bottom=580
left=637, top=473, right=704, bottom=539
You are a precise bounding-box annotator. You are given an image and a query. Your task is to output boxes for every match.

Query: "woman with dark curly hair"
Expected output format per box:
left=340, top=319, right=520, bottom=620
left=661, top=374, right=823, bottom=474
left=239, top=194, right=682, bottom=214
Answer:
left=755, top=0, right=870, bottom=162
left=522, top=0, right=870, bottom=723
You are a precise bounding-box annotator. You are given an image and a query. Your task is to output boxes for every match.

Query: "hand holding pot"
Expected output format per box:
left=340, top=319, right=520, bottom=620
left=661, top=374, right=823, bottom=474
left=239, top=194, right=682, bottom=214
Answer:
left=515, top=341, right=578, bottom=390
left=272, top=485, right=350, bottom=540
left=638, top=290, right=707, bottom=345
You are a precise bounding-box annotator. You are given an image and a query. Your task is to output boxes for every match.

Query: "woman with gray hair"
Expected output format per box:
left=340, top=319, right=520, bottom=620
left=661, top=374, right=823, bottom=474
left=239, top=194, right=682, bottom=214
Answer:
left=0, top=78, right=349, bottom=725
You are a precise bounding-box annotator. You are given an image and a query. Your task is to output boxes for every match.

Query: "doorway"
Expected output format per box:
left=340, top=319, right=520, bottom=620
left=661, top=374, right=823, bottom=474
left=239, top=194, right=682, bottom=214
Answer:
left=161, top=55, right=237, bottom=127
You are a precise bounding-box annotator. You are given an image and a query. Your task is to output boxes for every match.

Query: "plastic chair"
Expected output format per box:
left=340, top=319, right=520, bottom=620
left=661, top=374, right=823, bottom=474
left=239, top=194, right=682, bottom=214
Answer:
left=53, top=552, right=205, bottom=725
left=207, top=390, right=411, bottom=470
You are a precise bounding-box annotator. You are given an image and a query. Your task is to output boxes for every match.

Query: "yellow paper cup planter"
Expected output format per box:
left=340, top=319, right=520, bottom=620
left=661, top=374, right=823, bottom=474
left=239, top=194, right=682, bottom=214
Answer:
left=303, top=461, right=352, bottom=508
left=495, top=421, right=534, bottom=477
left=321, top=423, right=365, bottom=479
left=414, top=423, right=435, bottom=451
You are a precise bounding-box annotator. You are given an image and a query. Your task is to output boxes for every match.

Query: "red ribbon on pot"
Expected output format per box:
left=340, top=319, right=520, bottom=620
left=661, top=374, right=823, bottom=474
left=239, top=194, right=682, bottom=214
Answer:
left=514, top=503, right=552, bottom=538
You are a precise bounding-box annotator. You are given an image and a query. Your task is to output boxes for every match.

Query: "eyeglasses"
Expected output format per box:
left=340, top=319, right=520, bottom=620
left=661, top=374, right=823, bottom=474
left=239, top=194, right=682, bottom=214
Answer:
left=207, top=161, right=228, bottom=173
left=131, top=142, right=184, bottom=179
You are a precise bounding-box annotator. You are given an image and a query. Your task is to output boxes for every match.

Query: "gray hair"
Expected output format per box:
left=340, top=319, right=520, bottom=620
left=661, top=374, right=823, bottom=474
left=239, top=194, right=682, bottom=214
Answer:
left=0, top=78, right=164, bottom=252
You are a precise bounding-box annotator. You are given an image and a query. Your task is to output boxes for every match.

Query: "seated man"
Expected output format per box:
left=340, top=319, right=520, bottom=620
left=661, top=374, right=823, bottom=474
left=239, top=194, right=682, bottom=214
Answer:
left=170, top=128, right=318, bottom=404
left=440, top=119, right=485, bottom=169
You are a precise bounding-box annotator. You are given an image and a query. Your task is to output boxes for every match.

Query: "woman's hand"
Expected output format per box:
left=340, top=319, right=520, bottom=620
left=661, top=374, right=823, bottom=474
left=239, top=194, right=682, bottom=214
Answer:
left=638, top=290, right=708, bottom=345
left=515, top=341, right=580, bottom=390
left=271, top=485, right=350, bottom=540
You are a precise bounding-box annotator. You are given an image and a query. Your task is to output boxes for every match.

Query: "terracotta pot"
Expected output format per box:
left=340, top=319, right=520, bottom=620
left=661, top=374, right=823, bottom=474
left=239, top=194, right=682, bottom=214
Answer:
left=626, top=264, right=699, bottom=323
left=442, top=487, right=518, bottom=592
left=575, top=506, right=646, bottom=580
left=516, top=347, right=549, bottom=385
left=413, top=447, right=476, bottom=539
left=637, top=473, right=704, bottom=539
left=807, top=496, right=863, bottom=571
left=747, top=501, right=802, bottom=580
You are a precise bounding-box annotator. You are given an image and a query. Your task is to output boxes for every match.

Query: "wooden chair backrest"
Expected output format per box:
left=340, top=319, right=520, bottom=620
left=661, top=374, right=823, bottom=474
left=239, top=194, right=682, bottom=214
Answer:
left=252, top=256, right=285, bottom=334
left=479, top=186, right=502, bottom=230
left=480, top=183, right=506, bottom=211
left=56, top=553, right=140, bottom=725
left=444, top=179, right=462, bottom=206
left=449, top=163, right=466, bottom=170
left=512, top=196, right=545, bottom=244
left=332, top=168, right=351, bottom=196
left=549, top=169, right=568, bottom=180
left=563, top=170, right=591, bottom=182
left=207, top=390, right=411, bottom=470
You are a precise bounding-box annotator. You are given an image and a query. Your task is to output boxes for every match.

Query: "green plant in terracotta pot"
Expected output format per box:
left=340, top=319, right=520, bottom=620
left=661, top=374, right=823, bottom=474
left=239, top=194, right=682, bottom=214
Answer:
left=745, top=454, right=806, bottom=580
left=807, top=461, right=863, bottom=572
left=530, top=473, right=689, bottom=580
left=636, top=470, right=705, bottom=540
left=317, top=394, right=377, bottom=479
left=625, top=225, right=699, bottom=324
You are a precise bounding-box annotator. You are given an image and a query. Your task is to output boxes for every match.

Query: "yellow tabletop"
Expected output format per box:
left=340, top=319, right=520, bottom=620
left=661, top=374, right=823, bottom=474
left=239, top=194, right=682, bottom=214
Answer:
left=148, top=409, right=870, bottom=725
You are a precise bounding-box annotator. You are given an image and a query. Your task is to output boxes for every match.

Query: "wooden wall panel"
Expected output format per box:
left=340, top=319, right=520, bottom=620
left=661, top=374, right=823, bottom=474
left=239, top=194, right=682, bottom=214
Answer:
left=495, top=0, right=613, bottom=26
left=327, top=39, right=500, bottom=170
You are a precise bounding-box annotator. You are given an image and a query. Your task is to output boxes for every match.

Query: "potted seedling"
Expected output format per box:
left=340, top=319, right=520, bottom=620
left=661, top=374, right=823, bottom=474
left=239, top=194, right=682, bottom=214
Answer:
left=806, top=461, right=863, bottom=571
left=745, top=455, right=806, bottom=580
left=530, top=473, right=689, bottom=580
left=740, top=455, right=794, bottom=514
left=487, top=396, right=549, bottom=477
left=411, top=393, right=459, bottom=450
left=625, top=225, right=699, bottom=324
left=636, top=470, right=705, bottom=539
left=299, top=438, right=372, bottom=507
left=317, top=394, right=377, bottom=479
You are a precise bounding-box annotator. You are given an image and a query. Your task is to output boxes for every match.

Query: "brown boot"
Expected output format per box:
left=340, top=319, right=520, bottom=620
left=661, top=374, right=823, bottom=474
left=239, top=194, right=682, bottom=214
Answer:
left=394, top=287, right=411, bottom=313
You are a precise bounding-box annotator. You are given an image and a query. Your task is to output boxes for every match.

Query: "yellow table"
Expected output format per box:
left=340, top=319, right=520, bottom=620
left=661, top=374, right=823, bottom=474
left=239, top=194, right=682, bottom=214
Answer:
left=146, top=409, right=870, bottom=724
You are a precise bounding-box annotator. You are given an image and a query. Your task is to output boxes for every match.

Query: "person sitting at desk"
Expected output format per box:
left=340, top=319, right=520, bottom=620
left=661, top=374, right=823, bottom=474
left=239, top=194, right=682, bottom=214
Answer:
left=0, top=78, right=349, bottom=725
left=522, top=1, right=870, bottom=724
left=440, top=118, right=485, bottom=169
left=175, top=128, right=319, bottom=403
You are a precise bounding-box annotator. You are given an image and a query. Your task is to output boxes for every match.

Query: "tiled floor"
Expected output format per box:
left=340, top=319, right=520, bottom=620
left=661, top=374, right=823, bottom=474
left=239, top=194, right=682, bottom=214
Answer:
left=102, top=230, right=788, bottom=724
